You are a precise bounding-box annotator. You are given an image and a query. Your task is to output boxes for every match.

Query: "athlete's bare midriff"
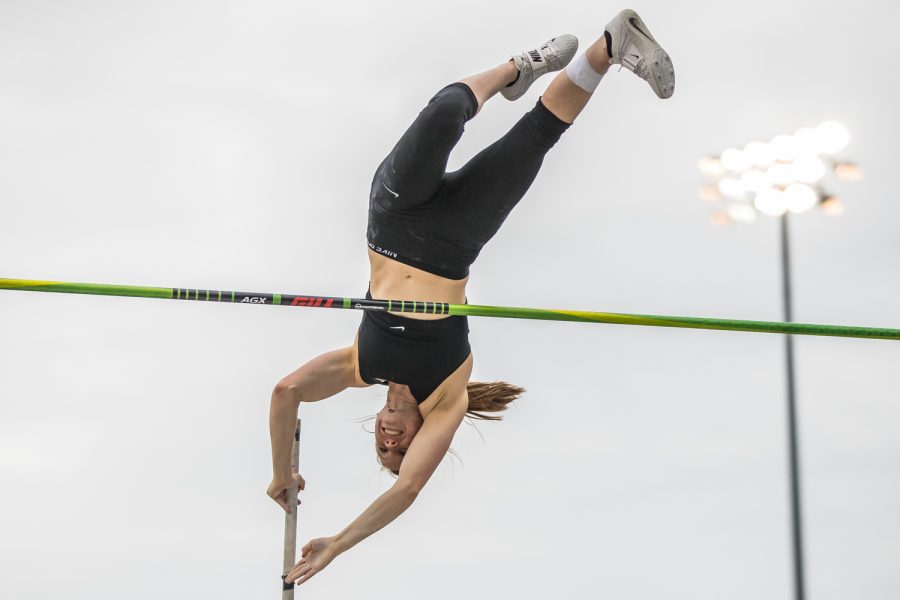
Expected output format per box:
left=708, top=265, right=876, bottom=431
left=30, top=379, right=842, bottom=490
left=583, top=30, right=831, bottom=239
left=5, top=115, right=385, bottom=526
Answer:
left=367, top=249, right=467, bottom=321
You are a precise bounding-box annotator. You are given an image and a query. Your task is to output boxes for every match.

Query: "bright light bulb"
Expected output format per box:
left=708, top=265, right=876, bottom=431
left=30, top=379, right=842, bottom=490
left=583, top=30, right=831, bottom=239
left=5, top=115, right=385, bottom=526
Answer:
left=767, top=162, right=796, bottom=185
left=744, top=141, right=774, bottom=168
left=792, top=155, right=827, bottom=183
left=728, top=203, right=758, bottom=223
left=698, top=156, right=725, bottom=176
left=834, top=162, right=864, bottom=181
left=820, top=195, right=845, bottom=216
left=710, top=210, right=732, bottom=226
left=754, top=188, right=787, bottom=216
left=793, top=127, right=820, bottom=155
left=721, top=147, right=752, bottom=172
left=699, top=184, right=722, bottom=202
left=784, top=183, right=819, bottom=214
left=771, top=134, right=800, bottom=161
left=815, top=121, right=850, bottom=154
left=718, top=177, right=748, bottom=199
left=741, top=169, right=771, bottom=192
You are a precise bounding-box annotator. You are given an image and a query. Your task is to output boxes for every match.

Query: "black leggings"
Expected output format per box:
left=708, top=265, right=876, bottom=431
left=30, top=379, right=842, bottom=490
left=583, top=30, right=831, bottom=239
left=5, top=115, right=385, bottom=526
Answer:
left=367, top=83, right=571, bottom=280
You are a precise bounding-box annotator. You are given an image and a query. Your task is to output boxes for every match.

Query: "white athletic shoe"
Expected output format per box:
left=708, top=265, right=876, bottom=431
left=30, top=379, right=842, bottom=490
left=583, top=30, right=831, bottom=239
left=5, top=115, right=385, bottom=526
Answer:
left=501, top=34, right=579, bottom=101
left=605, top=9, right=674, bottom=99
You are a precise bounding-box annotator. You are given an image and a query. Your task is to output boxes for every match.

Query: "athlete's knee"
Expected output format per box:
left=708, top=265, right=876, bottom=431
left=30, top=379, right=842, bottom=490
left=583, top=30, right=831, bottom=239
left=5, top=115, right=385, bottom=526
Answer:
left=518, top=99, right=572, bottom=151
left=422, top=84, right=477, bottom=126
left=419, top=98, right=468, bottom=134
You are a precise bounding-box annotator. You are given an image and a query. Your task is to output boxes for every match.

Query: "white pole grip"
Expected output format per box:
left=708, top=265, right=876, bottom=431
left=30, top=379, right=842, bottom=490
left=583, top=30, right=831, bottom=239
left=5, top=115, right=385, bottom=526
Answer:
left=281, top=418, right=301, bottom=599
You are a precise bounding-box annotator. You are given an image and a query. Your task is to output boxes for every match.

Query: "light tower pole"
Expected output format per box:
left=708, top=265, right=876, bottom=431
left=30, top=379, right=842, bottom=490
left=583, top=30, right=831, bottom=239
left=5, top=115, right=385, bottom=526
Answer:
left=697, top=121, right=860, bottom=600
left=780, top=209, right=805, bottom=600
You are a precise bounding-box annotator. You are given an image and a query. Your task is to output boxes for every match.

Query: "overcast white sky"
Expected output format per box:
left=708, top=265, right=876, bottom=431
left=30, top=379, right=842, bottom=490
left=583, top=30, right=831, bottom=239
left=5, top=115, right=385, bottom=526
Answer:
left=2, top=1, right=899, bottom=598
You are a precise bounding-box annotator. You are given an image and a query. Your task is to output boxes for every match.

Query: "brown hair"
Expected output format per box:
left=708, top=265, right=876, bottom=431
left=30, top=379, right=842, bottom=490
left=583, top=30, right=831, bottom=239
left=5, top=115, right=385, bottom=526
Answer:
left=464, top=380, right=525, bottom=421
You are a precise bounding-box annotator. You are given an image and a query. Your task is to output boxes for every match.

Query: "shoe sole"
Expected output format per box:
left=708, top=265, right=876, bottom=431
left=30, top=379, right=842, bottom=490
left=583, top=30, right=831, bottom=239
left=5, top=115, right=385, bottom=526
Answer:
left=618, top=9, right=675, bottom=99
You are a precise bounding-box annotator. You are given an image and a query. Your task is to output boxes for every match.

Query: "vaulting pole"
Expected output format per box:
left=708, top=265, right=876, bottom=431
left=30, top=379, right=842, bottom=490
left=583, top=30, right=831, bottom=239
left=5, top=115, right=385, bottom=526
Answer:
left=281, top=419, right=301, bottom=599
left=1, top=278, right=898, bottom=340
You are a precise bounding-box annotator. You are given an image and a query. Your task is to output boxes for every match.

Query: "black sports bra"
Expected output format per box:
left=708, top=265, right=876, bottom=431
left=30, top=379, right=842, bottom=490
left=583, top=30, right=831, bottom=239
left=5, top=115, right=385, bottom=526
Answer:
left=357, top=288, right=470, bottom=403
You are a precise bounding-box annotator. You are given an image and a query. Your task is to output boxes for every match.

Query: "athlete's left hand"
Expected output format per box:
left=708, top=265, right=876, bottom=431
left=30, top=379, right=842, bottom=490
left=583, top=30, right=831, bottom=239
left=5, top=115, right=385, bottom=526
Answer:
left=285, top=537, right=338, bottom=585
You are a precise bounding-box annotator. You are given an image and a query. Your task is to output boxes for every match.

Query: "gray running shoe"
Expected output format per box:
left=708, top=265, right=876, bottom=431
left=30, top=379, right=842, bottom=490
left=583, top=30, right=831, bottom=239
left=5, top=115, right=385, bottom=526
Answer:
left=501, top=34, right=579, bottom=101
left=606, top=9, right=674, bottom=99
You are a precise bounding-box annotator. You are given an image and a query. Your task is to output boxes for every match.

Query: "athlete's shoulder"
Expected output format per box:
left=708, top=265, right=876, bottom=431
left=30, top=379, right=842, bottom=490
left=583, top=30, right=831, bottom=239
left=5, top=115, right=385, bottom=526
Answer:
left=431, top=352, right=474, bottom=414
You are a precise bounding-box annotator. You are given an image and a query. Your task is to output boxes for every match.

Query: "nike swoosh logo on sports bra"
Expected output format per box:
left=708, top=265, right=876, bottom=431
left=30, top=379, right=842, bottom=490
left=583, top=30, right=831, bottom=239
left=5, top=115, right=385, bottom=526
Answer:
left=629, top=17, right=653, bottom=41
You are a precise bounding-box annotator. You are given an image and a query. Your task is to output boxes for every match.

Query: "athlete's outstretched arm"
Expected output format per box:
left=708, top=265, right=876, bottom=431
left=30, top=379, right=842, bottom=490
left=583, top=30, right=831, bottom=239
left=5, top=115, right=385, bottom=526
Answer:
left=284, top=388, right=468, bottom=585
left=268, top=343, right=368, bottom=510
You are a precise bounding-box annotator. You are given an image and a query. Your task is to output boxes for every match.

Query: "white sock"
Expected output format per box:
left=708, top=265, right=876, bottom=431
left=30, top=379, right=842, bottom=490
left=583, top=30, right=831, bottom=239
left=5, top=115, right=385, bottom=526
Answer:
left=565, top=53, right=604, bottom=93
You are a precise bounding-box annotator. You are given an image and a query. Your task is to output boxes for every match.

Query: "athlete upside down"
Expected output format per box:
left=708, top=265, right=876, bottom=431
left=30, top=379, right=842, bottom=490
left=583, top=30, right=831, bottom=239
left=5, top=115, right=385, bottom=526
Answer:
left=267, top=8, right=674, bottom=585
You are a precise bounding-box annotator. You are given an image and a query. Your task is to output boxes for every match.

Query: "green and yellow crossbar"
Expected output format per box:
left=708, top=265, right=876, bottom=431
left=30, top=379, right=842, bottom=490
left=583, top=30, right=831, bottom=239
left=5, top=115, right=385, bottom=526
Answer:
left=1, top=277, right=898, bottom=341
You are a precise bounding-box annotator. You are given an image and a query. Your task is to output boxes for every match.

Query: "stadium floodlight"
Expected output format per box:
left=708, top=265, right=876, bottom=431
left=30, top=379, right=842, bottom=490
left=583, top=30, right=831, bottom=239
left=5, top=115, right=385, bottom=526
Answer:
left=697, top=121, right=859, bottom=600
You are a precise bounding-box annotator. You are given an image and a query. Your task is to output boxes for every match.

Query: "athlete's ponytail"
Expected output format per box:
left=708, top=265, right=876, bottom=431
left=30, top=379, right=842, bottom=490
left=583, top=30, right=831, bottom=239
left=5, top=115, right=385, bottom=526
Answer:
left=465, top=381, right=524, bottom=421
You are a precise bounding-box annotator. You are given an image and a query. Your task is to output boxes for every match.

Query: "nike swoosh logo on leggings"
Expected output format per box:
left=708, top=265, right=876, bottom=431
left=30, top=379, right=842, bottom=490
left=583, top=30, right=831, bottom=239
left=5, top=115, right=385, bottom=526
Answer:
left=382, top=182, right=400, bottom=198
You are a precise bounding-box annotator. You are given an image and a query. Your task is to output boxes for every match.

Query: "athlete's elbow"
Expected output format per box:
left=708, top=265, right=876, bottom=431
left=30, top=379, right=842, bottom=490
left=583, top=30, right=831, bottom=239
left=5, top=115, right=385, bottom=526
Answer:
left=272, top=380, right=302, bottom=404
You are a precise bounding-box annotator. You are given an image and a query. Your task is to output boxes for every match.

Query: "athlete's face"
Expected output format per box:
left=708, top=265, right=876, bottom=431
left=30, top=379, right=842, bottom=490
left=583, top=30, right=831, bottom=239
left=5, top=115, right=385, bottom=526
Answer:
left=374, top=405, right=423, bottom=474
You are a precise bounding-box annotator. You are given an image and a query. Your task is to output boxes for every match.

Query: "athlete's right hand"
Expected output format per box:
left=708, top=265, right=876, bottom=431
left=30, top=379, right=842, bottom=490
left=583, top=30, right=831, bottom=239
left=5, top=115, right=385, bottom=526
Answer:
left=267, top=474, right=306, bottom=513
left=285, top=536, right=339, bottom=586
